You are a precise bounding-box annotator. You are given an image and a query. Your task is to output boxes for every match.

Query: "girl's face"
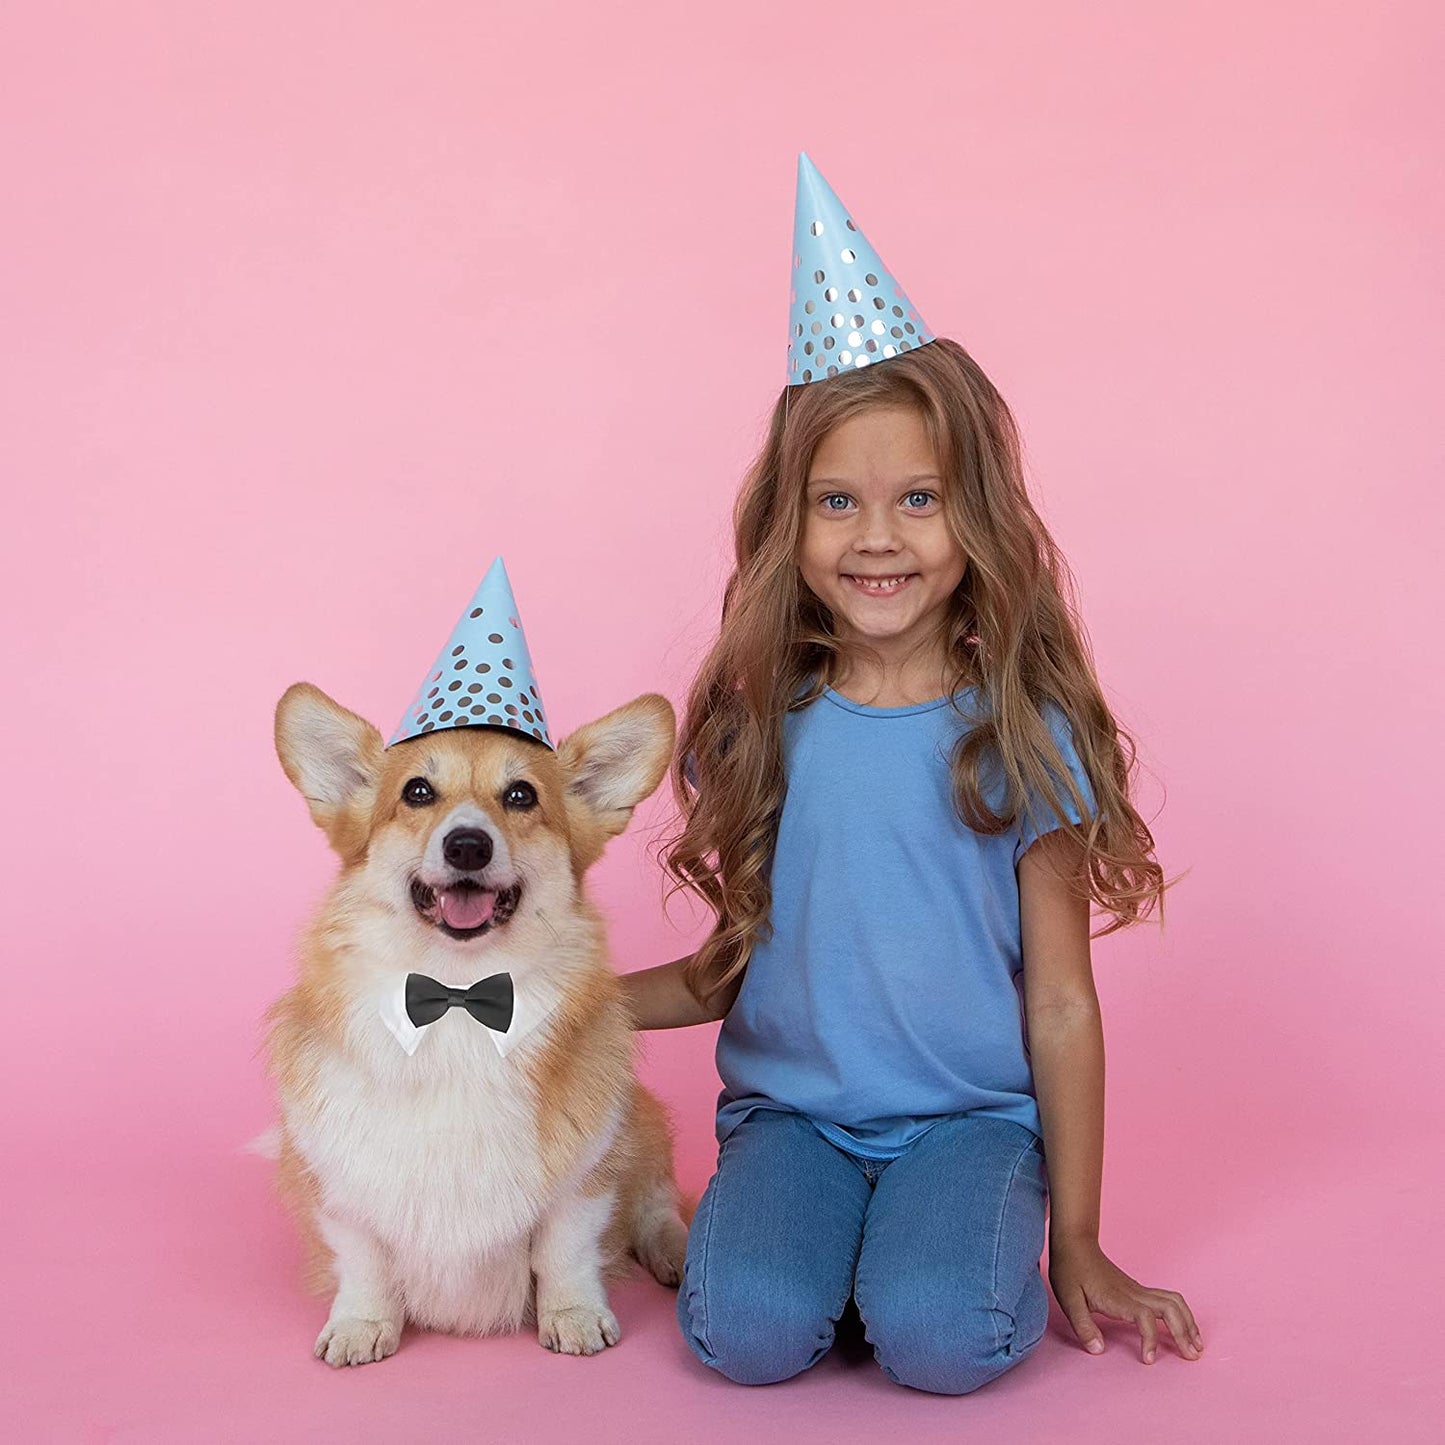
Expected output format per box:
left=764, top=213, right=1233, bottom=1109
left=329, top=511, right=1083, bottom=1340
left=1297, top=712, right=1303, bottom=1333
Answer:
left=800, top=404, right=967, bottom=660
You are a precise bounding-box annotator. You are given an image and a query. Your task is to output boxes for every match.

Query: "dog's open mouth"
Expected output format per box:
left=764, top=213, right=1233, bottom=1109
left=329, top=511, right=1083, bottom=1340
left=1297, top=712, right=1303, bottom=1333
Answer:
left=409, top=878, right=523, bottom=940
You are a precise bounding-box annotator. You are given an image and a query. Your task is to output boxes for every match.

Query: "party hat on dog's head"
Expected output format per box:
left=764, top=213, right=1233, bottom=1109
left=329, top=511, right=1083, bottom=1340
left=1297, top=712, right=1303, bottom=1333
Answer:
left=388, top=557, right=554, bottom=750
left=787, top=152, right=935, bottom=387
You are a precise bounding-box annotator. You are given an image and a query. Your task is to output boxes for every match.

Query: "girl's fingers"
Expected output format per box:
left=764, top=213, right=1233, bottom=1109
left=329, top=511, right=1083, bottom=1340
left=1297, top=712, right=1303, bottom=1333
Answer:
left=1137, top=1291, right=1203, bottom=1361
left=1136, top=1309, right=1159, bottom=1364
left=1146, top=1288, right=1203, bottom=1355
left=1063, top=1286, right=1105, bottom=1354
left=1061, top=1272, right=1205, bottom=1363
left=1171, top=1291, right=1204, bottom=1350
left=1159, top=1298, right=1203, bottom=1359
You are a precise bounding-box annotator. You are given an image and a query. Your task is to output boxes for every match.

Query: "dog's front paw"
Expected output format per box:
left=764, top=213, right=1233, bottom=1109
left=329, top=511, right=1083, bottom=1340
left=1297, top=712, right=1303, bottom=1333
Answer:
left=538, top=1304, right=620, bottom=1356
left=314, top=1316, right=401, bottom=1367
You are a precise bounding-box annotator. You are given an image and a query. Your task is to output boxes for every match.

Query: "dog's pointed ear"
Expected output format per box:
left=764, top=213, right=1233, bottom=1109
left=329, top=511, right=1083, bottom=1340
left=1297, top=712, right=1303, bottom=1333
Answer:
left=275, top=683, right=384, bottom=850
left=558, top=694, right=676, bottom=850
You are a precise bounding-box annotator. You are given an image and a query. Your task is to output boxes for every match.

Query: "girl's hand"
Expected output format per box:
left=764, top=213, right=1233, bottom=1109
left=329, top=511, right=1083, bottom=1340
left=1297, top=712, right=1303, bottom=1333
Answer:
left=1047, top=1236, right=1203, bottom=1363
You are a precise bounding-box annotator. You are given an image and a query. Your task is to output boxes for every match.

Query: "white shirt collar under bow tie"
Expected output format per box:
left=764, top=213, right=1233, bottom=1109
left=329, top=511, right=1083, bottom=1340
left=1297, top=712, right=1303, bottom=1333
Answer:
left=378, top=972, right=556, bottom=1059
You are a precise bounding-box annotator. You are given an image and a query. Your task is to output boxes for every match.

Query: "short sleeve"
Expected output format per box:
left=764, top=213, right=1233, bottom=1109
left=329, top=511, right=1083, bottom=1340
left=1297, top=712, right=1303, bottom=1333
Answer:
left=1013, top=702, right=1098, bottom=864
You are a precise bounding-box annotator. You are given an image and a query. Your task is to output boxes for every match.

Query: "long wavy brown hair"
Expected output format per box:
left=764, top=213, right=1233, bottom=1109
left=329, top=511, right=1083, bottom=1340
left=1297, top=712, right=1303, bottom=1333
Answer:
left=661, top=337, right=1173, bottom=1004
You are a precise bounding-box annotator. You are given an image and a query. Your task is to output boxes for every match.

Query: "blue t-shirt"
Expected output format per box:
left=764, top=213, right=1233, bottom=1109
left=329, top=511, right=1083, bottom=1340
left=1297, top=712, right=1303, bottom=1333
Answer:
left=714, top=684, right=1097, bottom=1158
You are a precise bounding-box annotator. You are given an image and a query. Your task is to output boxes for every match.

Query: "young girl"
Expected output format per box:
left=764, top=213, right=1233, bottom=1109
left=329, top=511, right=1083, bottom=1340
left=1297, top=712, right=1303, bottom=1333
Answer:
left=621, top=157, right=1202, bottom=1395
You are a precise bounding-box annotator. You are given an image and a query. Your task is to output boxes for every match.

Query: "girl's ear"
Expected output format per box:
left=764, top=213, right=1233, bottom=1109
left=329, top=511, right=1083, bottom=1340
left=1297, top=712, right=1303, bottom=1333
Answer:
left=558, top=693, right=677, bottom=843
left=274, top=682, right=384, bottom=848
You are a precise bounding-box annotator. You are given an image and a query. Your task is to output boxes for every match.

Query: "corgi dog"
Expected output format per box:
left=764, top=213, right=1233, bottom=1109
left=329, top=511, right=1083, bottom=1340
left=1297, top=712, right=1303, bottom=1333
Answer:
left=266, top=682, right=688, bottom=1367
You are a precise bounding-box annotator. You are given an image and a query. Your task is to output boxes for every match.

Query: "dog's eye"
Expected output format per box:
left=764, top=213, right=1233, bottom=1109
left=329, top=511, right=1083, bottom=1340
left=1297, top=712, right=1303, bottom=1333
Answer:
left=503, top=781, right=537, bottom=810
left=402, top=777, right=436, bottom=808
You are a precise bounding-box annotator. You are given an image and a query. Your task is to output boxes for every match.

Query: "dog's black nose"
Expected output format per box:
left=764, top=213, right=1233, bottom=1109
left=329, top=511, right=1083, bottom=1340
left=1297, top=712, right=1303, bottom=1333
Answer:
left=442, top=828, right=493, bottom=872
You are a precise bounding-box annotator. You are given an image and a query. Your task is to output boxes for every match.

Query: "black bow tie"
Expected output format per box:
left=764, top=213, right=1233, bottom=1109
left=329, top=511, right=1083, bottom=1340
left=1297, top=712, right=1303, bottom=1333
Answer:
left=404, top=971, right=515, bottom=1034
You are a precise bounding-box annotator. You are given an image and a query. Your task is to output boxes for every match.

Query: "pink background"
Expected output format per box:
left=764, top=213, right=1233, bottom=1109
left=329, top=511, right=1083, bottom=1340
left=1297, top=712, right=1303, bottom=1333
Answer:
left=3, top=3, right=1441, bottom=1440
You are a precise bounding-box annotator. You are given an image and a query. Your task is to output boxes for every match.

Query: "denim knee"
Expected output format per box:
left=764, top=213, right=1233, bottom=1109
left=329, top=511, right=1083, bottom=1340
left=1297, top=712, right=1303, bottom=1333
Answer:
left=677, top=1260, right=840, bottom=1385
left=862, top=1268, right=1049, bottom=1395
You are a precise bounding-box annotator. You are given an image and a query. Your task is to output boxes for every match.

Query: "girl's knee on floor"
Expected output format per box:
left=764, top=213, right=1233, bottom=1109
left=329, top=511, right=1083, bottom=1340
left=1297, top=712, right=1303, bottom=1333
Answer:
left=860, top=1269, right=1050, bottom=1395
left=677, top=1259, right=842, bottom=1385
left=674, top=1111, right=870, bottom=1386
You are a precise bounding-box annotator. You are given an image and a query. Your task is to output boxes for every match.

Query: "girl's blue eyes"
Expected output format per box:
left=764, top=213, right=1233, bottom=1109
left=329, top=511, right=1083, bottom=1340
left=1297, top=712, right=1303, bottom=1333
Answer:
left=819, top=491, right=936, bottom=511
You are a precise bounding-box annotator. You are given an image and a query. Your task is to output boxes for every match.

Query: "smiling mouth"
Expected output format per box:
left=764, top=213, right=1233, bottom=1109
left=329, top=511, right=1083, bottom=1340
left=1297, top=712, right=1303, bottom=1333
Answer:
left=409, top=877, right=523, bottom=940
left=845, top=573, right=915, bottom=596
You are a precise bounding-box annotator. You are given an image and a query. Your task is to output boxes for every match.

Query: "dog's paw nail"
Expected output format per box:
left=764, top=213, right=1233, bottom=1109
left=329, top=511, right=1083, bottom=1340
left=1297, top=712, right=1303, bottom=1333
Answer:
left=314, top=1317, right=401, bottom=1367
left=538, top=1305, right=620, bottom=1356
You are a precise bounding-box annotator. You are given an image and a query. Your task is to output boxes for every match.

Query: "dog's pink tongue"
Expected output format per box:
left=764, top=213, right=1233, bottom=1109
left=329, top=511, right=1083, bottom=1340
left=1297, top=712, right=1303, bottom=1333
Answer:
left=439, top=889, right=496, bottom=930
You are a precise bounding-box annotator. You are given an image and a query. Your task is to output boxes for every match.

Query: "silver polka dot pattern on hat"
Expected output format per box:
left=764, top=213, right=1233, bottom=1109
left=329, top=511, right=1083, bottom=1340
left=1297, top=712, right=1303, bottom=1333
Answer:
left=786, top=153, right=935, bottom=386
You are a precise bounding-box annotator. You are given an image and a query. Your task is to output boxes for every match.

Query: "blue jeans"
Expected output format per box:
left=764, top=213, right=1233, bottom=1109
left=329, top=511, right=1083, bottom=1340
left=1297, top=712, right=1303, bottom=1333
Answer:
left=677, top=1108, right=1050, bottom=1394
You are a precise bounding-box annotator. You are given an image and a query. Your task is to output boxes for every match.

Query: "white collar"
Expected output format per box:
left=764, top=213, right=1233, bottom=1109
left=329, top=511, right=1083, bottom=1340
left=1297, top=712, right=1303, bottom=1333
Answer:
left=377, top=970, right=557, bottom=1059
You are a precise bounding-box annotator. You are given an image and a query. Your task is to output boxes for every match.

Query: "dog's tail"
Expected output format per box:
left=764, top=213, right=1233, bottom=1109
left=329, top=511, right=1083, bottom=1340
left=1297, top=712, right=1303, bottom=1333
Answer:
left=243, top=1124, right=281, bottom=1160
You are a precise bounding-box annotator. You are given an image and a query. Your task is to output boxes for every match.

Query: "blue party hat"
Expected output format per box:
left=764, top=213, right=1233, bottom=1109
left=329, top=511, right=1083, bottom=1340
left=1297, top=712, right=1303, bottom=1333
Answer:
left=787, top=152, right=935, bottom=386
left=388, top=557, right=554, bottom=749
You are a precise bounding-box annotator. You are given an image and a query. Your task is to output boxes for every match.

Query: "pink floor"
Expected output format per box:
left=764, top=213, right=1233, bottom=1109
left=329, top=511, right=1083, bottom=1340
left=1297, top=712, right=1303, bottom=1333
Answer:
left=6, top=1032, right=1437, bottom=1443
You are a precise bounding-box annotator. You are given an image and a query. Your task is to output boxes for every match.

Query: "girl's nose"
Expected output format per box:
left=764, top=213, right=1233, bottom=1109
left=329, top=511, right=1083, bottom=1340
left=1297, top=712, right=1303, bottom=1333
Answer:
left=854, top=507, right=902, bottom=549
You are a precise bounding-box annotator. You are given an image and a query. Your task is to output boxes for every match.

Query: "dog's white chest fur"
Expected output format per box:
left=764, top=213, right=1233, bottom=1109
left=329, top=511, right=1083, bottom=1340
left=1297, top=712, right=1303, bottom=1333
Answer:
left=288, top=1008, right=553, bottom=1334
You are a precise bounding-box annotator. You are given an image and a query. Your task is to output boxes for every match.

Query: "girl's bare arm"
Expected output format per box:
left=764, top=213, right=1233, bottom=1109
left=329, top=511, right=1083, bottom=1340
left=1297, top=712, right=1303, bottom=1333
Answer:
left=1019, top=831, right=1103, bottom=1246
left=1021, top=829, right=1203, bottom=1362
left=619, top=956, right=741, bottom=1029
